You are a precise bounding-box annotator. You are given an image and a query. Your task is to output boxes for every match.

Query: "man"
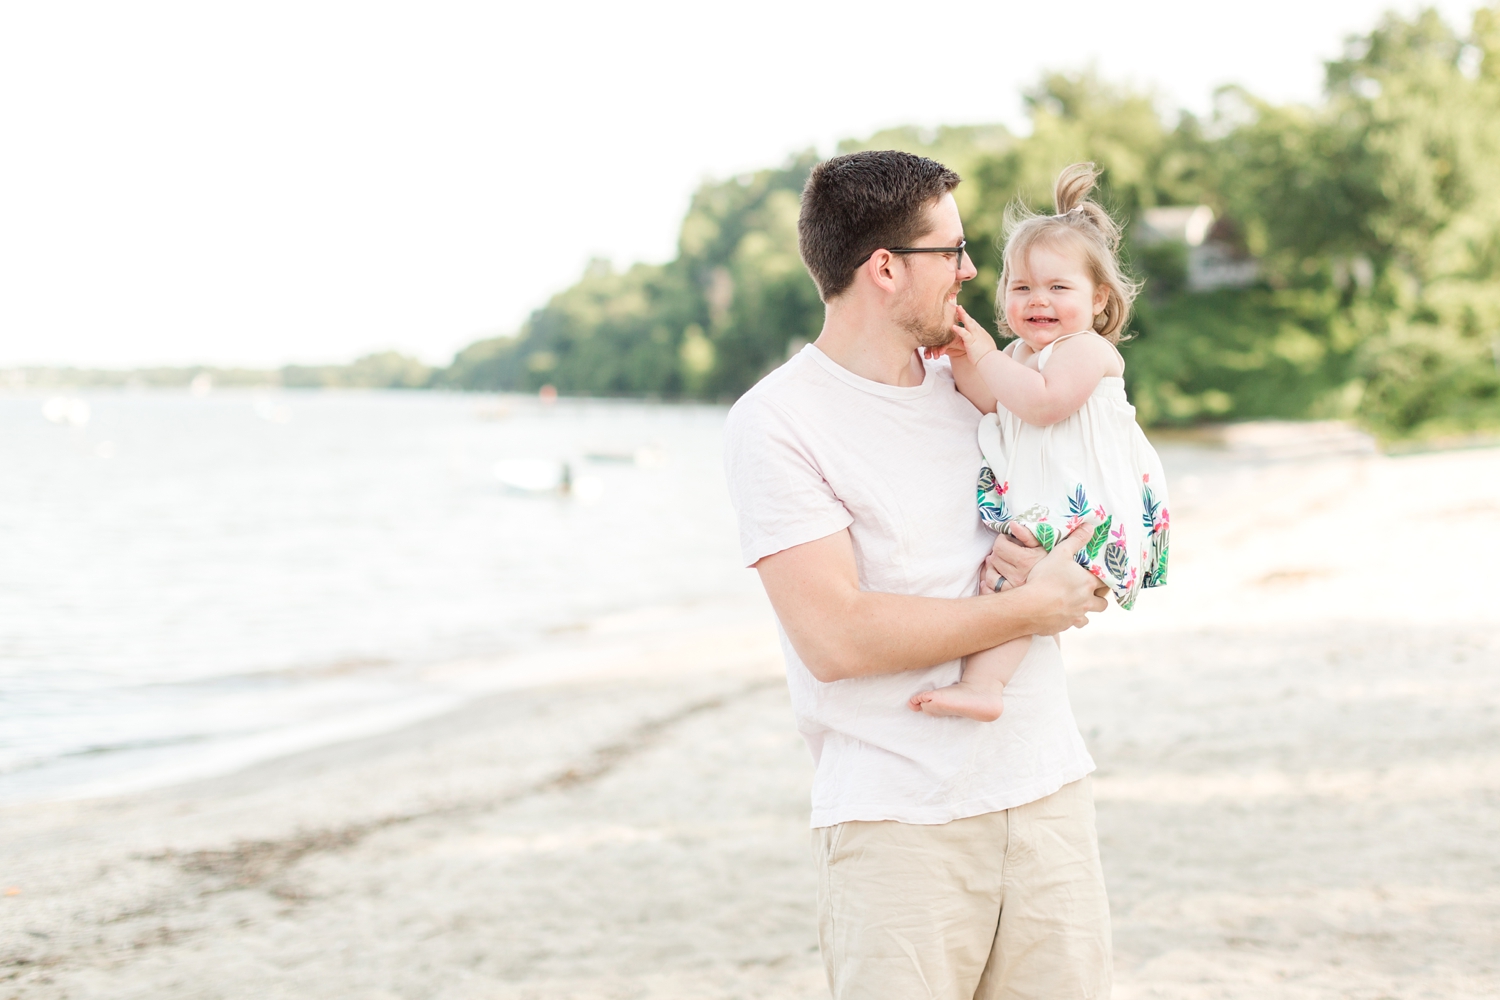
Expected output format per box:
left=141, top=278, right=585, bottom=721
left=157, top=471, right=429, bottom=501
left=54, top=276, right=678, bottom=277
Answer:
left=722, top=150, right=1113, bottom=998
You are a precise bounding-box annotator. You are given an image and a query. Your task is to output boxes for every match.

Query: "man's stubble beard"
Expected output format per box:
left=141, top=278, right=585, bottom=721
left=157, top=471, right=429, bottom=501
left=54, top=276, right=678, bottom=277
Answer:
left=896, top=287, right=957, bottom=348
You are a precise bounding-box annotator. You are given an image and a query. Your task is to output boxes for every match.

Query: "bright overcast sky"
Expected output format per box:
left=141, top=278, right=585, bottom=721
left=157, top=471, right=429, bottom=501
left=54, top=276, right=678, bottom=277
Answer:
left=0, top=0, right=1486, bottom=368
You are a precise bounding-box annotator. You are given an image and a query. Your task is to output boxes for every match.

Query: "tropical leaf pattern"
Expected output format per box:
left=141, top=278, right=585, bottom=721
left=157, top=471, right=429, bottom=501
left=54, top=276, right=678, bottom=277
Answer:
left=1067, top=485, right=1091, bottom=519
left=1140, top=478, right=1170, bottom=590
left=1143, top=524, right=1170, bottom=588
left=975, top=464, right=1010, bottom=530
left=1104, top=541, right=1131, bottom=580
left=977, top=472, right=1170, bottom=610
left=973, top=391, right=1169, bottom=609
left=1142, top=482, right=1162, bottom=530
left=1084, top=516, right=1112, bottom=560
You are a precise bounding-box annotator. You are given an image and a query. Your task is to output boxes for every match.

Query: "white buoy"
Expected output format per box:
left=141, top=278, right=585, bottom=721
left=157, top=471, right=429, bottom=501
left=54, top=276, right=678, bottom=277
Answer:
left=252, top=397, right=292, bottom=423
left=42, top=397, right=90, bottom=427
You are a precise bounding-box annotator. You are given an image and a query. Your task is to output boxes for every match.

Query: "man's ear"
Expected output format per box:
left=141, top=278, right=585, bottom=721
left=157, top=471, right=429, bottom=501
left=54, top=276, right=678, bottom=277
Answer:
left=865, top=249, right=902, bottom=294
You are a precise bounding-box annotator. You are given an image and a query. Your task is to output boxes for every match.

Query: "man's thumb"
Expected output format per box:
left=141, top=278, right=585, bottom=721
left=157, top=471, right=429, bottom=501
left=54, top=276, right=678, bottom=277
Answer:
left=1054, top=527, right=1090, bottom=557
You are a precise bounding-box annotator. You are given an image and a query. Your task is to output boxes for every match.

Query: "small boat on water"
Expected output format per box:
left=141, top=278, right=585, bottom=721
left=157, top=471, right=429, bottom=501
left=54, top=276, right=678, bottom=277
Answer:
left=582, top=446, right=666, bottom=468
left=493, top=459, right=572, bottom=495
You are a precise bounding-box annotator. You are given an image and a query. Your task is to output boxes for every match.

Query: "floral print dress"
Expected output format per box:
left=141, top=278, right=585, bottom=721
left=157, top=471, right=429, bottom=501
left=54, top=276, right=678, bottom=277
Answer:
left=976, top=332, right=1170, bottom=609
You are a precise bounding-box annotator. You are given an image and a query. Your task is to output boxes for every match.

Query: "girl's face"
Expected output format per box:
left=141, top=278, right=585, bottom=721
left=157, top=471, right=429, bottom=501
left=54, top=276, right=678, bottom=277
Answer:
left=1003, top=242, right=1109, bottom=349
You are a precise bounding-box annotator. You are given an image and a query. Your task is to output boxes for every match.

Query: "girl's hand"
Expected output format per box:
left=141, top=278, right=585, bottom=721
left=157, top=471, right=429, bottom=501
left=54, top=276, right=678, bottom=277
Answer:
left=952, top=306, right=998, bottom=364
left=924, top=336, right=967, bottom=361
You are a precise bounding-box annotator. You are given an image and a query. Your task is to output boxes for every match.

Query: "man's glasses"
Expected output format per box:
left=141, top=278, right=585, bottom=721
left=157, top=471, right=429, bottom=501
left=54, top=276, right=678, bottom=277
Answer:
left=877, top=239, right=969, bottom=273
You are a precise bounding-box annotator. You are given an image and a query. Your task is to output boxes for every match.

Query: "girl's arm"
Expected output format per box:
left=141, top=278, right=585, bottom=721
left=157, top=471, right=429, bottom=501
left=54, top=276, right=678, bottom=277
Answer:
left=951, top=306, right=1118, bottom=426
left=927, top=322, right=1011, bottom=414
left=946, top=338, right=999, bottom=414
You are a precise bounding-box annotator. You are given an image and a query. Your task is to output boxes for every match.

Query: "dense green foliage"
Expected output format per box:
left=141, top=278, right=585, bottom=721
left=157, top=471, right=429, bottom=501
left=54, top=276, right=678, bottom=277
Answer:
left=442, top=156, right=825, bottom=399
left=447, top=5, right=1500, bottom=438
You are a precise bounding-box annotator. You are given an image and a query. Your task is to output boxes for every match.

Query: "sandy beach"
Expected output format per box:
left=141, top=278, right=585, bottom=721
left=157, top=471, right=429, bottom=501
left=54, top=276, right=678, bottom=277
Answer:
left=4, top=438, right=1499, bottom=999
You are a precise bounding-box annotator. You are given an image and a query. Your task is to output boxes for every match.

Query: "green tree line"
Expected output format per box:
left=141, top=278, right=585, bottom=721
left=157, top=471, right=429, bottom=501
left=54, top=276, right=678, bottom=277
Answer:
left=5, top=351, right=437, bottom=391
left=21, top=8, right=1494, bottom=440
left=439, top=5, right=1500, bottom=440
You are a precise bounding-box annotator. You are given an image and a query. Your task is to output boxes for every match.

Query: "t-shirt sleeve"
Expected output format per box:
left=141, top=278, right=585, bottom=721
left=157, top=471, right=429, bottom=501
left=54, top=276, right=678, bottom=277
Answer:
left=723, top=394, right=853, bottom=567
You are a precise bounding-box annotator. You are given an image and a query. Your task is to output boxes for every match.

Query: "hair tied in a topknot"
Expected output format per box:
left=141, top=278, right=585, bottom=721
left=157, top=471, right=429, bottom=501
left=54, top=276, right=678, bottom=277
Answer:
left=994, top=161, right=1142, bottom=344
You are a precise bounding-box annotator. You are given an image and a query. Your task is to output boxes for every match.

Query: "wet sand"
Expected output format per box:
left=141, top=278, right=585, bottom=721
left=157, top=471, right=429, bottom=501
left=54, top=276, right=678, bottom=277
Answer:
left=3, top=442, right=1498, bottom=999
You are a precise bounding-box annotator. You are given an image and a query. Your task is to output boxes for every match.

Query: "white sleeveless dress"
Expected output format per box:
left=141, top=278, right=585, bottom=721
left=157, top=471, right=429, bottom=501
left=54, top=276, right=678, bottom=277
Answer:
left=976, top=331, right=1170, bottom=609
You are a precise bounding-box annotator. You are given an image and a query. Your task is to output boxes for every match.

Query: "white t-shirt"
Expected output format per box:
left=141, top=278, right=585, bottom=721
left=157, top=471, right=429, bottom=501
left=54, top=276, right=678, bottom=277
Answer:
left=723, top=344, right=1095, bottom=828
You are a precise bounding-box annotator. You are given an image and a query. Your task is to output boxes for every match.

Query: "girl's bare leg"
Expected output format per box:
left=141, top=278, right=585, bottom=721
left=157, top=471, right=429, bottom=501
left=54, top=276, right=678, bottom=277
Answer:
left=908, top=635, right=1032, bottom=722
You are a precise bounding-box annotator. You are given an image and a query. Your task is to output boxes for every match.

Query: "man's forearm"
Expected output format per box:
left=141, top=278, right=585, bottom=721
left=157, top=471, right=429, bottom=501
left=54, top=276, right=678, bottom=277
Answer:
left=785, top=587, right=1045, bottom=683
left=755, top=528, right=1103, bottom=684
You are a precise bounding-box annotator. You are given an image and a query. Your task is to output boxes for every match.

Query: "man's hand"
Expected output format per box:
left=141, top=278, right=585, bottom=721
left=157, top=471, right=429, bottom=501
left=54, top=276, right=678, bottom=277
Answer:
left=1019, top=530, right=1110, bottom=632
left=982, top=530, right=1044, bottom=593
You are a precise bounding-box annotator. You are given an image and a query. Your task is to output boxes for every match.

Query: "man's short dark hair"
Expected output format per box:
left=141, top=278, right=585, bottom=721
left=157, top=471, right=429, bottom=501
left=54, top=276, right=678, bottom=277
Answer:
left=797, top=150, right=962, bottom=300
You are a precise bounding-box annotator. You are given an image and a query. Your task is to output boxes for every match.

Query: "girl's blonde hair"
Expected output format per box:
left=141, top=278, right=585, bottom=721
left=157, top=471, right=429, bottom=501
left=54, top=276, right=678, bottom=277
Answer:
left=995, top=162, right=1141, bottom=344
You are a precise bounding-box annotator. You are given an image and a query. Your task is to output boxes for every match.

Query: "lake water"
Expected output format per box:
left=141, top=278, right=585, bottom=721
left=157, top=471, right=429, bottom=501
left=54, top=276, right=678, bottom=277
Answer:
left=2, top=387, right=1363, bottom=806
left=0, top=390, right=755, bottom=804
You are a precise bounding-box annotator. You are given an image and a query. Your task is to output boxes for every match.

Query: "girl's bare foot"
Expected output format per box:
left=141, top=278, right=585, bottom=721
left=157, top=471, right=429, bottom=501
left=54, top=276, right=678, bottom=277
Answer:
left=907, top=682, right=1005, bottom=722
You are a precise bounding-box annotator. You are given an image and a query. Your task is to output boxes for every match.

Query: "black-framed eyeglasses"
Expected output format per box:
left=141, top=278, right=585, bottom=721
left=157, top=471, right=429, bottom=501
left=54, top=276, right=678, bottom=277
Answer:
left=872, top=240, right=969, bottom=272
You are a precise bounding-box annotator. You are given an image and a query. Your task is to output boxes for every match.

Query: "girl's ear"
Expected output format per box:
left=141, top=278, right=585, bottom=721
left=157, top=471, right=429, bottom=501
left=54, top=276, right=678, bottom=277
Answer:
left=1092, top=282, right=1110, bottom=316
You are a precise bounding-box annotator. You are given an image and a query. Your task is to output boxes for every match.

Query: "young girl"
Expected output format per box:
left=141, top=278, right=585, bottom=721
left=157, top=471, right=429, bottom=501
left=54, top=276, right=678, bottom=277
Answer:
left=910, top=162, right=1170, bottom=722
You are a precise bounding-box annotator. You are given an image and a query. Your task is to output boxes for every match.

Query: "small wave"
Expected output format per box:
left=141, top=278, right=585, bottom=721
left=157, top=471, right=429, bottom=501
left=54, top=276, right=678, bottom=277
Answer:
left=0, top=733, right=218, bottom=778
left=60, top=733, right=216, bottom=758
left=136, top=656, right=400, bottom=690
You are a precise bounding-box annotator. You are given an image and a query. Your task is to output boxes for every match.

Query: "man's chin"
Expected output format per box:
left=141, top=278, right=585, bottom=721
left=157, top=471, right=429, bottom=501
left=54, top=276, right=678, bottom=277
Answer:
left=898, top=300, right=957, bottom=348
left=918, top=326, right=956, bottom=350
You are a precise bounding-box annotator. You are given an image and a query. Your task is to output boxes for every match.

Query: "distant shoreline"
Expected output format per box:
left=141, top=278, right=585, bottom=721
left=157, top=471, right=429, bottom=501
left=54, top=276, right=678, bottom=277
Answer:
left=0, top=349, right=441, bottom=391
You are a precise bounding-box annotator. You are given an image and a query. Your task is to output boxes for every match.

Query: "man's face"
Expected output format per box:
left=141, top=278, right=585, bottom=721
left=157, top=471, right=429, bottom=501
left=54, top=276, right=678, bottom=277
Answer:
left=892, top=192, right=978, bottom=347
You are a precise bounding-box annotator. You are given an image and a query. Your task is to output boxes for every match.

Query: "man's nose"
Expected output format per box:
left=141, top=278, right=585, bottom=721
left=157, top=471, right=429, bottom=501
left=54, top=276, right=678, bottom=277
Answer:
left=958, top=253, right=979, bottom=283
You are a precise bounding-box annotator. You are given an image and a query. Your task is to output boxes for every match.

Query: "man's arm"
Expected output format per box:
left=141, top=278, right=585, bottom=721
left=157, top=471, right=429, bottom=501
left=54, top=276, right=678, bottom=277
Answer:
left=754, top=528, right=1108, bottom=683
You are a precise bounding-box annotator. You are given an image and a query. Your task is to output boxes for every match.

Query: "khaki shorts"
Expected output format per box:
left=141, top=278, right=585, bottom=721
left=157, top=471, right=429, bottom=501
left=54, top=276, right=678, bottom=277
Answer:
left=812, top=777, right=1111, bottom=999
